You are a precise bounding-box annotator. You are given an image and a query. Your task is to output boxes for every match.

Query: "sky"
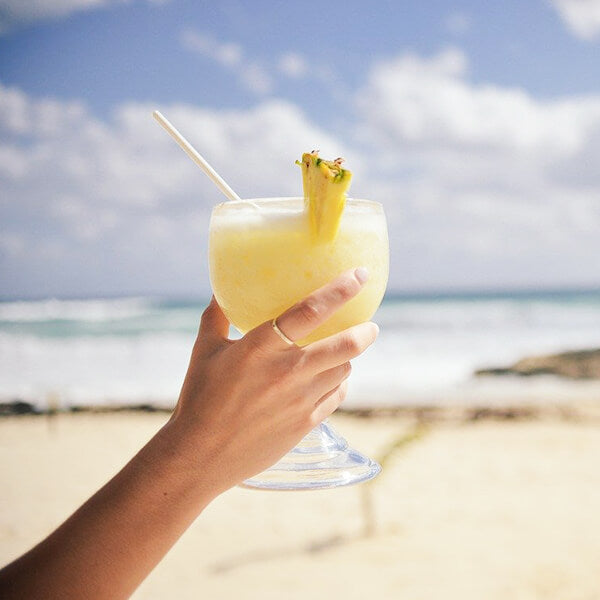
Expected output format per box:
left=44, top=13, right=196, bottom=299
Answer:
left=1, top=0, right=600, bottom=298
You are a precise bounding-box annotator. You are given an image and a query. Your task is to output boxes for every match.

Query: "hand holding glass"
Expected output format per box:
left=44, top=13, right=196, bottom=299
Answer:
left=209, top=197, right=389, bottom=489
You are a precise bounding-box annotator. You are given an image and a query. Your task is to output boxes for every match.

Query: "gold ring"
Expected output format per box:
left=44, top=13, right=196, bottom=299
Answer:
left=271, top=318, right=295, bottom=345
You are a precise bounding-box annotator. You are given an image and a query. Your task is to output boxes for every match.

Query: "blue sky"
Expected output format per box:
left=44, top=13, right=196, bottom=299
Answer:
left=1, top=1, right=599, bottom=116
left=1, top=0, right=600, bottom=297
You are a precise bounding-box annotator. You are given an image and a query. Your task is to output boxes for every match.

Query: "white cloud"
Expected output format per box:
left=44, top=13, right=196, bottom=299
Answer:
left=278, top=52, right=308, bottom=78
left=0, top=82, right=346, bottom=296
left=550, top=0, right=600, bottom=40
left=444, top=12, right=471, bottom=36
left=0, top=0, right=167, bottom=32
left=357, top=47, right=599, bottom=154
left=181, top=29, right=273, bottom=95
left=181, top=32, right=336, bottom=95
left=180, top=30, right=242, bottom=68
left=239, top=62, right=273, bottom=95
left=353, top=48, right=600, bottom=290
left=0, top=145, right=29, bottom=178
left=3, top=46, right=600, bottom=296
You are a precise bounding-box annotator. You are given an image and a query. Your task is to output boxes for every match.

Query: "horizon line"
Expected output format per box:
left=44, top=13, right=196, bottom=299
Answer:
left=2, top=283, right=600, bottom=303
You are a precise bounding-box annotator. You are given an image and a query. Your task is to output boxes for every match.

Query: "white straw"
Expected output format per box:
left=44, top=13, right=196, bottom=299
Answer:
left=152, top=110, right=242, bottom=203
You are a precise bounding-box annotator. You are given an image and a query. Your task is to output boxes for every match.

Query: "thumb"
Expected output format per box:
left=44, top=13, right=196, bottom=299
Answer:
left=198, top=296, right=230, bottom=343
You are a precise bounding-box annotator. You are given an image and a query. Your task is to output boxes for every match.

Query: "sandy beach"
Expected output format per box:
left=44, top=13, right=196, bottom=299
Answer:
left=1, top=407, right=600, bottom=599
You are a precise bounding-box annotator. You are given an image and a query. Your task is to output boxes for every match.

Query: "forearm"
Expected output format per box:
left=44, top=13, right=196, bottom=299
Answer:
left=0, top=417, right=216, bottom=600
left=0, top=272, right=376, bottom=599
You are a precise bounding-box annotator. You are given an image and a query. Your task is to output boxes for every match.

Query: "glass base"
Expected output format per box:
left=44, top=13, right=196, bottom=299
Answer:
left=241, top=420, right=381, bottom=491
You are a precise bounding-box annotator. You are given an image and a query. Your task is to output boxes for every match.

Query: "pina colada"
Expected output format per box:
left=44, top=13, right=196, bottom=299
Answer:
left=209, top=198, right=388, bottom=345
left=208, top=151, right=388, bottom=489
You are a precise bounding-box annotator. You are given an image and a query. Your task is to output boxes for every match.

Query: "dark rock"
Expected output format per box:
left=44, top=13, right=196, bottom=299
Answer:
left=0, top=400, right=40, bottom=416
left=475, top=348, right=600, bottom=380
left=467, top=407, right=537, bottom=421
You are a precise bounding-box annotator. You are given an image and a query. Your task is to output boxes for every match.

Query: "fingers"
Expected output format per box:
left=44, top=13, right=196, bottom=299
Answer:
left=268, top=267, right=369, bottom=347
left=198, top=296, right=230, bottom=344
left=305, top=362, right=352, bottom=401
left=304, top=321, right=379, bottom=372
left=311, top=380, right=348, bottom=424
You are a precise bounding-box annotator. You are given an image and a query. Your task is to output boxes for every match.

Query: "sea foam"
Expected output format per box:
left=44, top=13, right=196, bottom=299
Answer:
left=1, top=292, right=600, bottom=410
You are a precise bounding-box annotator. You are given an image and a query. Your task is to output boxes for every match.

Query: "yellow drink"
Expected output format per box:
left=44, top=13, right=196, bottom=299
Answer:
left=209, top=198, right=388, bottom=345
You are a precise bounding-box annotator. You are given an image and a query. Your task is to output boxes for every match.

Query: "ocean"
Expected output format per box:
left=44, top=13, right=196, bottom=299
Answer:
left=1, top=290, right=600, bottom=411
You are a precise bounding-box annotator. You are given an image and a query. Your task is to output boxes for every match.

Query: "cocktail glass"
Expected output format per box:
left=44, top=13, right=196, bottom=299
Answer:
left=209, top=197, right=389, bottom=490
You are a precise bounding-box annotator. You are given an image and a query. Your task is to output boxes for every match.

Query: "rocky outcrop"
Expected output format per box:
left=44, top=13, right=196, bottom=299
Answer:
left=0, top=401, right=40, bottom=416
left=475, top=349, right=600, bottom=380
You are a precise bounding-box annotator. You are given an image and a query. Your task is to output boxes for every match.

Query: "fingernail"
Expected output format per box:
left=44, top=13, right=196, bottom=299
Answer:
left=354, top=267, right=369, bottom=285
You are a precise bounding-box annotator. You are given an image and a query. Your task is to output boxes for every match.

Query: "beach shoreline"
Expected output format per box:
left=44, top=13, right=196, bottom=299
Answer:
left=3, top=393, right=600, bottom=422
left=3, top=292, right=600, bottom=413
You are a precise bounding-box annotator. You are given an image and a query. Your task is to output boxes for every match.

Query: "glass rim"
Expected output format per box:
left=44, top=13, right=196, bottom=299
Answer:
left=212, top=197, right=383, bottom=211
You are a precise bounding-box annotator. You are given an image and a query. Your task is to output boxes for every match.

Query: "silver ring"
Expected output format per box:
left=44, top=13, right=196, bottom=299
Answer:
left=271, top=318, right=295, bottom=345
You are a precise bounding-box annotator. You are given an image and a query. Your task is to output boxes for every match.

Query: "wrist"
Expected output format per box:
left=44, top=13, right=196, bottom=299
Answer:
left=147, top=414, right=226, bottom=507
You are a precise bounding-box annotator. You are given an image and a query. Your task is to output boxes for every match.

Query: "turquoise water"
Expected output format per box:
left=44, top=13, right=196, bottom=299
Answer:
left=1, top=290, right=600, bottom=408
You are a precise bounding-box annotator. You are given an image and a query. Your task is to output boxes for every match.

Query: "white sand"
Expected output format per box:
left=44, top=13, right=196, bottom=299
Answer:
left=1, top=411, right=600, bottom=599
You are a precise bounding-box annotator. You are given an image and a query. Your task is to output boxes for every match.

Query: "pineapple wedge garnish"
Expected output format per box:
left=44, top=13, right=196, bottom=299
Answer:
left=296, top=151, right=352, bottom=243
